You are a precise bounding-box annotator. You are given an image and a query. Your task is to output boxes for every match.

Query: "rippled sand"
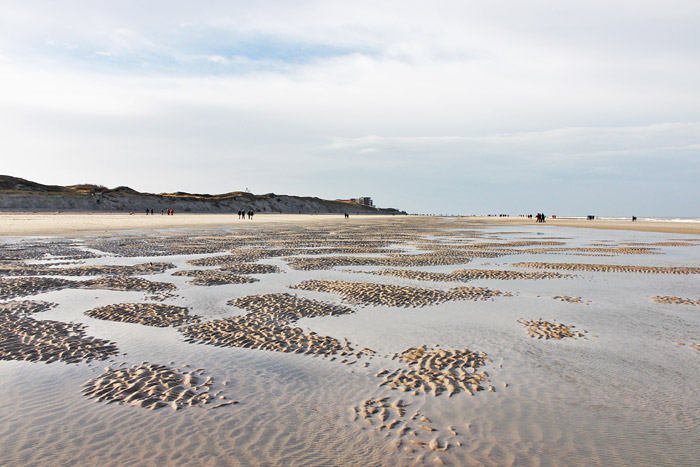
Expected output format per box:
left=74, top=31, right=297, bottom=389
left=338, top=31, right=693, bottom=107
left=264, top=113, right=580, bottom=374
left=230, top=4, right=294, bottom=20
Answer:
left=1, top=216, right=699, bottom=466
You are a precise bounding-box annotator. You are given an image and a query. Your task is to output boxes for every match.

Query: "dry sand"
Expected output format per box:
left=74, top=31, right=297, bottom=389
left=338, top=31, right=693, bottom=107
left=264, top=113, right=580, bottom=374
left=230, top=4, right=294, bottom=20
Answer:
left=2, top=212, right=700, bottom=236
left=0, top=212, right=383, bottom=236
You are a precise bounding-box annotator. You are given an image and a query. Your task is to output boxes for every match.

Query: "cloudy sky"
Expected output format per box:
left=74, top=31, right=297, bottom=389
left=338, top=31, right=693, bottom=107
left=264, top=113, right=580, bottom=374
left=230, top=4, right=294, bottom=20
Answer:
left=1, top=1, right=698, bottom=216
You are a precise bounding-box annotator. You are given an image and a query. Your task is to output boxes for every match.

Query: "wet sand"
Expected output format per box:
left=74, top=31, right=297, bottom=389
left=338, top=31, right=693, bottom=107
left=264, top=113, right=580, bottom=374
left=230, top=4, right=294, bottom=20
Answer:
left=1, top=215, right=699, bottom=465
left=471, top=216, right=700, bottom=235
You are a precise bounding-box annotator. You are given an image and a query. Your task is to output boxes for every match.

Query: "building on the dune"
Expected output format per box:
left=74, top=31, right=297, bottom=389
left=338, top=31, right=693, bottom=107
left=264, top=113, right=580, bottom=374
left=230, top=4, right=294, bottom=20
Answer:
left=336, top=197, right=374, bottom=207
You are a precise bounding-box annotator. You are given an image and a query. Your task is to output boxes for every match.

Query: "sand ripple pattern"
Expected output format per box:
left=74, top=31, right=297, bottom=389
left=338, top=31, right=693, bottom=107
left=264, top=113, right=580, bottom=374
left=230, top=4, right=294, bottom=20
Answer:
left=228, top=293, right=354, bottom=321
left=283, top=253, right=473, bottom=271
left=0, top=277, right=74, bottom=299
left=463, top=240, right=567, bottom=248
left=518, top=318, right=588, bottom=339
left=352, top=396, right=470, bottom=462
left=89, top=234, right=261, bottom=257
left=0, top=276, right=176, bottom=300
left=652, top=296, right=700, bottom=306
left=552, top=295, right=590, bottom=304
left=0, top=241, right=99, bottom=260
left=370, top=268, right=571, bottom=282
left=186, top=249, right=296, bottom=267
left=181, top=314, right=344, bottom=356
left=182, top=293, right=375, bottom=363
left=172, top=270, right=257, bottom=286
left=412, top=241, right=661, bottom=258
left=0, top=300, right=56, bottom=315
left=573, top=246, right=661, bottom=255
left=0, top=262, right=174, bottom=277
left=85, top=303, right=201, bottom=327
left=80, top=277, right=177, bottom=293
left=219, top=263, right=281, bottom=274
left=291, top=280, right=503, bottom=307
left=377, top=346, right=492, bottom=396
left=82, top=364, right=223, bottom=410
left=295, top=246, right=401, bottom=255
left=623, top=241, right=700, bottom=247
left=513, top=262, right=700, bottom=274
left=0, top=313, right=118, bottom=363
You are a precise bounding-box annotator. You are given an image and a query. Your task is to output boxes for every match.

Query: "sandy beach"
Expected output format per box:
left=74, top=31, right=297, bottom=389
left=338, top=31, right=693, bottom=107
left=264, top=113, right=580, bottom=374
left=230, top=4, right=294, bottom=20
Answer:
left=1, top=215, right=699, bottom=465
left=0, top=212, right=359, bottom=236
left=1, top=212, right=699, bottom=237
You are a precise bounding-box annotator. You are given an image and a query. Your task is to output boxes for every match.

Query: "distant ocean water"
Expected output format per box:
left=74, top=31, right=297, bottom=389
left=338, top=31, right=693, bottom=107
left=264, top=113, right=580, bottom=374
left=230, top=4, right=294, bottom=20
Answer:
left=559, top=216, right=700, bottom=223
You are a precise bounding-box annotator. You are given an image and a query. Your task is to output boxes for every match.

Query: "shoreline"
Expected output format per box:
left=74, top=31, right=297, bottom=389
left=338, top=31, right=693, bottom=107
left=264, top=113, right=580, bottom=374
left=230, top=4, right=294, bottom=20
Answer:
left=467, top=216, right=700, bottom=235
left=0, top=212, right=699, bottom=236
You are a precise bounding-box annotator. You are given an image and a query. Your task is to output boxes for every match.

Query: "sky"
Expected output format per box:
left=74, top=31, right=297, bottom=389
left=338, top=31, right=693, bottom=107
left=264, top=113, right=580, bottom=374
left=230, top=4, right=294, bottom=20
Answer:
left=1, top=1, right=699, bottom=216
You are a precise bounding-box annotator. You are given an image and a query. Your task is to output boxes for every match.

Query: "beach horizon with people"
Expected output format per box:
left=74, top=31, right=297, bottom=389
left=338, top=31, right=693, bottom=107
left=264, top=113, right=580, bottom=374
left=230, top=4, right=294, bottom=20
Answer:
left=1, top=1, right=699, bottom=464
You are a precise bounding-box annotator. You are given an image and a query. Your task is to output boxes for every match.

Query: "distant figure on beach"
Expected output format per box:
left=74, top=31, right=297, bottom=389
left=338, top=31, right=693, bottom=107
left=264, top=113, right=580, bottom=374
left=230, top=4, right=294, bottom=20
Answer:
left=238, top=210, right=242, bottom=219
left=632, top=216, right=637, bottom=222
left=535, top=213, right=546, bottom=223
left=248, top=209, right=254, bottom=220
left=145, top=208, right=149, bottom=215
left=161, top=209, right=164, bottom=215
left=344, top=213, right=349, bottom=219
left=150, top=209, right=153, bottom=215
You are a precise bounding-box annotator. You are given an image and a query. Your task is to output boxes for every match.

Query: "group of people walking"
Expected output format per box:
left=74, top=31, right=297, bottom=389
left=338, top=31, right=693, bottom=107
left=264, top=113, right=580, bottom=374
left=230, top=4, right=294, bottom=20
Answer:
left=535, top=213, right=546, bottom=223
left=238, top=209, right=254, bottom=219
left=145, top=208, right=175, bottom=215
